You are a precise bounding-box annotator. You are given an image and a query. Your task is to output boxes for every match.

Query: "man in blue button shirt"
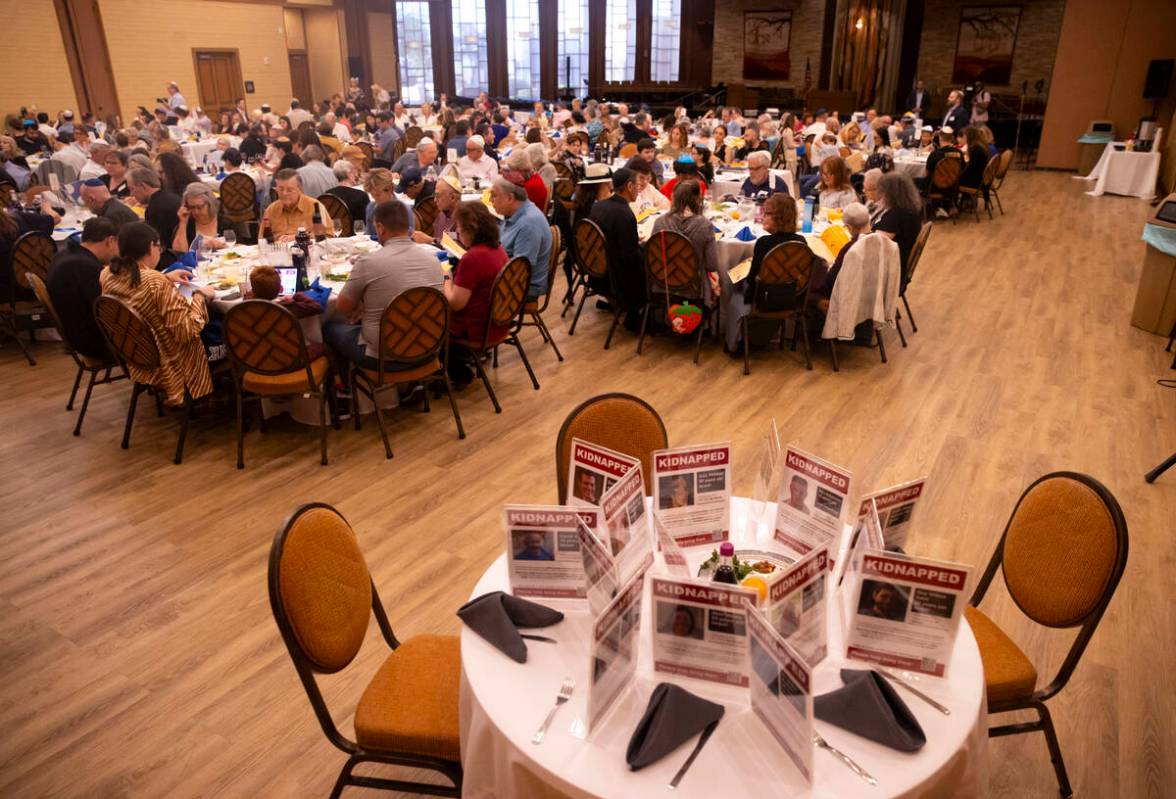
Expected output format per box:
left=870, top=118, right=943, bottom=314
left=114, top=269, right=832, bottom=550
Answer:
left=490, top=177, right=552, bottom=299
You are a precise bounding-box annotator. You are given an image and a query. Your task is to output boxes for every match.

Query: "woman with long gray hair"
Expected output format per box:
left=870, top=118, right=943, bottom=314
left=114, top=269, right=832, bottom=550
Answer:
left=872, top=170, right=923, bottom=286
left=173, top=182, right=228, bottom=252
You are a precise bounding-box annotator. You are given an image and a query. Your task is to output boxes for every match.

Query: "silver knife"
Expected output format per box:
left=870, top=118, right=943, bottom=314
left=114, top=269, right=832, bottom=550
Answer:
left=876, top=668, right=951, bottom=715
left=667, top=721, right=718, bottom=790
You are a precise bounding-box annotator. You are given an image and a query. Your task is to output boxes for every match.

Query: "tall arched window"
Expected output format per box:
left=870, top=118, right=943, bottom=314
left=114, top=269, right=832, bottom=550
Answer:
left=396, top=2, right=434, bottom=105
left=452, top=0, right=489, bottom=97
left=558, top=0, right=590, bottom=98
left=650, top=0, right=682, bottom=82
left=506, top=0, right=542, bottom=99
left=604, top=0, right=637, bottom=82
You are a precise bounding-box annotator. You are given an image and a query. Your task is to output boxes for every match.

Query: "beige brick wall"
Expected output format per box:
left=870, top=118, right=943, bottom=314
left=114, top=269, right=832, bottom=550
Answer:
left=0, top=0, right=80, bottom=119
left=711, top=0, right=825, bottom=89
left=305, top=8, right=347, bottom=104
left=916, top=0, right=1066, bottom=97
left=100, top=0, right=294, bottom=122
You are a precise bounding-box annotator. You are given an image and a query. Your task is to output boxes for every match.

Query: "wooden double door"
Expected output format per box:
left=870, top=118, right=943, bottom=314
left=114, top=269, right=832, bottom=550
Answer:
left=194, top=50, right=244, bottom=117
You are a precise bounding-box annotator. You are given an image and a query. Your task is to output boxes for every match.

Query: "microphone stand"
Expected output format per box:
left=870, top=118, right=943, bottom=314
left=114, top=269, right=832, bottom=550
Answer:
left=1013, top=82, right=1026, bottom=168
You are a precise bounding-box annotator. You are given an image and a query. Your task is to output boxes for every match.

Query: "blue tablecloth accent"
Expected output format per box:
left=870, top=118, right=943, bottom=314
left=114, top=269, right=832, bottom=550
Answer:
left=1142, top=223, right=1176, bottom=257
left=1077, top=133, right=1114, bottom=144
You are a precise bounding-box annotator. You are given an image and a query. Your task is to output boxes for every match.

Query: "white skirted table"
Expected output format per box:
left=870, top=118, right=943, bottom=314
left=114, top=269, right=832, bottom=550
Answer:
left=1078, top=142, right=1161, bottom=200
left=459, top=499, right=988, bottom=799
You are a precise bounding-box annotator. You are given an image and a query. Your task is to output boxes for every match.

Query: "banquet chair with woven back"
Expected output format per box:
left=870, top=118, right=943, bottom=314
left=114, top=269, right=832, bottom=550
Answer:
left=218, top=172, right=259, bottom=242
left=516, top=225, right=564, bottom=361
left=989, top=149, right=1014, bottom=215
left=638, top=229, right=709, bottom=363
left=317, top=193, right=353, bottom=237
left=741, top=241, right=813, bottom=375
left=566, top=218, right=623, bottom=349
left=618, top=142, right=637, bottom=160
left=404, top=125, right=424, bottom=150
left=93, top=295, right=195, bottom=464
left=268, top=502, right=463, bottom=799
left=551, top=161, right=575, bottom=214
left=555, top=393, right=668, bottom=503
left=3, top=229, right=57, bottom=365
left=223, top=300, right=337, bottom=469
left=451, top=256, right=538, bottom=414
left=895, top=221, right=932, bottom=339
left=965, top=472, right=1128, bottom=799
left=414, top=195, right=439, bottom=237
left=26, top=272, right=124, bottom=435
left=355, top=141, right=375, bottom=170
left=958, top=158, right=1000, bottom=223
left=351, top=286, right=464, bottom=460
left=926, top=152, right=964, bottom=221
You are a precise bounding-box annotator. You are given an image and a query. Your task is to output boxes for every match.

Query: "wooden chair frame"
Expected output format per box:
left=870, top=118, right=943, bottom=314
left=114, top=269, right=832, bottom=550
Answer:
left=894, top=221, right=932, bottom=342
left=27, top=272, right=124, bottom=435
left=927, top=152, right=964, bottom=223
left=742, top=242, right=813, bottom=375
left=93, top=295, right=194, bottom=465
left=5, top=230, right=57, bottom=364
left=350, top=287, right=465, bottom=459
left=958, top=158, right=999, bottom=223
left=268, top=502, right=463, bottom=799
left=637, top=229, right=710, bottom=364
left=414, top=194, right=439, bottom=238
left=970, top=472, right=1128, bottom=799
left=404, top=125, right=424, bottom=150
left=566, top=218, right=623, bottom=349
left=452, top=256, right=539, bottom=413
left=516, top=225, right=564, bottom=362
left=554, top=392, right=668, bottom=504
left=990, top=149, right=1014, bottom=215
left=223, top=300, right=337, bottom=469
left=317, top=193, right=353, bottom=237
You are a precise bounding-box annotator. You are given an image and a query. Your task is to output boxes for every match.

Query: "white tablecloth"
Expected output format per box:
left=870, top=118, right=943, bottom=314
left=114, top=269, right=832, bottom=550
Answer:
left=1079, top=142, right=1160, bottom=199
left=181, top=139, right=221, bottom=167
left=460, top=499, right=988, bottom=799
left=892, top=157, right=928, bottom=179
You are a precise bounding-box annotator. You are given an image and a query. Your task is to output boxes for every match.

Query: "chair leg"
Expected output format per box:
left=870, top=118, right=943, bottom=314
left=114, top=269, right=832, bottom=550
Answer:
left=153, top=388, right=165, bottom=418
left=741, top=316, right=750, bottom=376
left=902, top=294, right=917, bottom=333
left=799, top=315, right=813, bottom=371
left=73, top=370, right=98, bottom=437
left=440, top=375, right=466, bottom=439
left=370, top=388, right=394, bottom=459
left=636, top=303, right=650, bottom=354
left=474, top=356, right=501, bottom=413
left=895, top=309, right=908, bottom=348
left=876, top=325, right=888, bottom=364
left=604, top=309, right=621, bottom=350
left=693, top=313, right=705, bottom=364
left=514, top=337, right=540, bottom=390
left=67, top=364, right=84, bottom=410
left=329, top=755, right=362, bottom=799
left=1, top=314, right=36, bottom=365
left=1035, top=702, right=1073, bottom=798
left=121, top=383, right=141, bottom=449
left=235, top=384, right=245, bottom=469
left=829, top=338, right=839, bottom=372
left=994, top=188, right=1004, bottom=215
left=568, top=286, right=590, bottom=334
left=173, top=395, right=192, bottom=465
left=317, top=393, right=329, bottom=466
left=492, top=345, right=499, bottom=369
left=534, top=314, right=563, bottom=361
left=1145, top=450, right=1176, bottom=483
left=561, top=276, right=583, bottom=319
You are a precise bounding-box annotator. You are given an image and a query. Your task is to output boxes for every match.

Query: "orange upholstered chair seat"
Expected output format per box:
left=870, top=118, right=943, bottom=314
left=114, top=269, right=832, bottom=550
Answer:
left=358, top=357, right=442, bottom=385
left=452, top=330, right=510, bottom=350
left=80, top=353, right=115, bottom=369
left=964, top=605, right=1038, bottom=705
left=354, top=634, right=462, bottom=761
left=523, top=296, right=545, bottom=313
left=243, top=356, right=329, bottom=395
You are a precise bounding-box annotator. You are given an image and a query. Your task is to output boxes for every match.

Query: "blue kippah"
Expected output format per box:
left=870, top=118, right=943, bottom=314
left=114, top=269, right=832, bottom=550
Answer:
left=675, top=154, right=694, bottom=164
left=83, top=178, right=107, bottom=187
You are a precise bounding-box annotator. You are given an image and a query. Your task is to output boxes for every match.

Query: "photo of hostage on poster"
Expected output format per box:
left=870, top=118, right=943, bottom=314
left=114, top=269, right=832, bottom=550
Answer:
left=748, top=605, right=814, bottom=785
left=765, top=546, right=829, bottom=666
left=845, top=552, right=972, bottom=677
left=600, top=463, right=654, bottom=586
left=587, top=569, right=647, bottom=732
left=774, top=446, right=853, bottom=557
left=856, top=477, right=928, bottom=553
left=650, top=576, right=759, bottom=687
left=504, top=505, right=601, bottom=599
left=568, top=438, right=640, bottom=508
left=652, top=443, right=732, bottom=548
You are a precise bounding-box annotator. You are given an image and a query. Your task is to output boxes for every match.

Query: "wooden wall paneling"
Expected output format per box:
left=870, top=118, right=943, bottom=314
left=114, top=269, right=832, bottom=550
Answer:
left=635, top=0, right=652, bottom=84
left=588, top=0, right=605, bottom=95
left=819, top=0, right=837, bottom=90
left=430, top=0, right=456, bottom=97
left=341, top=0, right=374, bottom=88
left=485, top=0, right=508, bottom=97
left=894, top=0, right=924, bottom=113
left=539, top=0, right=558, bottom=101
left=681, top=0, right=715, bottom=90
left=52, top=0, right=121, bottom=122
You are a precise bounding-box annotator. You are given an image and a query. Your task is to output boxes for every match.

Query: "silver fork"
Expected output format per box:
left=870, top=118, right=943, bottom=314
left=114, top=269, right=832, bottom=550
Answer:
left=813, top=734, right=877, bottom=786
left=532, top=677, right=575, bottom=744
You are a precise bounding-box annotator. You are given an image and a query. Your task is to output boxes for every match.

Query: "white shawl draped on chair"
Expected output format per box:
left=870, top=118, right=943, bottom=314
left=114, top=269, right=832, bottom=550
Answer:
left=822, top=232, right=900, bottom=341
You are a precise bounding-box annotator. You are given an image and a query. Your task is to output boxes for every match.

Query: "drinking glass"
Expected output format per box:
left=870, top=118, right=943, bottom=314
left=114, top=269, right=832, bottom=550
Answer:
left=223, top=230, right=237, bottom=248
left=332, top=219, right=343, bottom=238
left=353, top=220, right=366, bottom=237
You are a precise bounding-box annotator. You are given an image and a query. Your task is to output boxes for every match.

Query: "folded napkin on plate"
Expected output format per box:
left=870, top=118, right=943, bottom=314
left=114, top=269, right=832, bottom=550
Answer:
left=457, top=591, right=564, bottom=664
left=626, top=683, right=725, bottom=770
left=734, top=225, right=756, bottom=242
left=815, top=669, right=926, bottom=752
left=304, top=278, right=333, bottom=311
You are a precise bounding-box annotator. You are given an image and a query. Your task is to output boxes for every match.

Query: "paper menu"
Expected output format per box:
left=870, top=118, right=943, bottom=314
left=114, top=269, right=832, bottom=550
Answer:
left=440, top=232, right=466, bottom=259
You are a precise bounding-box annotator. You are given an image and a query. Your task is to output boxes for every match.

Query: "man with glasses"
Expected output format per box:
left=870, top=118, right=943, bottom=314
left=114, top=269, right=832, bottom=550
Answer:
left=262, top=170, right=330, bottom=241
left=740, top=151, right=790, bottom=200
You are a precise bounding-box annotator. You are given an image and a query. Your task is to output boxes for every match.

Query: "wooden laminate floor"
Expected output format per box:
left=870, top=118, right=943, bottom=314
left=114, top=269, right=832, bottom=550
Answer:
left=1, top=172, right=1173, bottom=798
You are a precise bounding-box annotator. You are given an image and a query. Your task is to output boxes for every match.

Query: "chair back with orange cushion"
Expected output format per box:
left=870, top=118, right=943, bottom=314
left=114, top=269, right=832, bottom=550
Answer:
left=94, top=295, right=162, bottom=372
left=751, top=241, right=813, bottom=316
left=224, top=300, right=326, bottom=395
left=573, top=217, right=608, bottom=280
left=645, top=229, right=700, bottom=297
left=905, top=222, right=933, bottom=287
left=552, top=161, right=575, bottom=211
left=317, top=193, right=352, bottom=235
left=368, top=286, right=449, bottom=387
left=966, top=472, right=1127, bottom=798
left=525, top=225, right=561, bottom=315
left=994, top=148, right=1014, bottom=184
left=472, top=256, right=530, bottom=350
left=219, top=172, right=258, bottom=221
left=268, top=503, right=463, bottom=794
left=414, top=194, right=439, bottom=236
left=26, top=272, right=72, bottom=350
left=619, top=142, right=637, bottom=159
left=929, top=152, right=963, bottom=191
left=555, top=393, right=668, bottom=502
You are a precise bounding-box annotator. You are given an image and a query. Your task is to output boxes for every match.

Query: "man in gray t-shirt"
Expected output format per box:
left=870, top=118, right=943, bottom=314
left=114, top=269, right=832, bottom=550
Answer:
left=324, top=200, right=444, bottom=383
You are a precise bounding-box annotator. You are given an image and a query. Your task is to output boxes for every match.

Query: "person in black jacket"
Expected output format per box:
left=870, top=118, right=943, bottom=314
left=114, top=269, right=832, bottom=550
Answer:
left=941, top=91, right=969, bottom=136
left=45, top=217, right=120, bottom=359
left=904, top=79, right=929, bottom=119
left=126, top=166, right=181, bottom=266
left=589, top=168, right=646, bottom=330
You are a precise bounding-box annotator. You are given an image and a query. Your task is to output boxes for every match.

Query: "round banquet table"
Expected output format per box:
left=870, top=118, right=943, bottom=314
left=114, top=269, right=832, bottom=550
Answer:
left=459, top=498, right=988, bottom=799
left=892, top=157, right=928, bottom=179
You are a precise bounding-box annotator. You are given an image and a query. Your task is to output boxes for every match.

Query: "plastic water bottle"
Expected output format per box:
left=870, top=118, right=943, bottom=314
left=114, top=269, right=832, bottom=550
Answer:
left=802, top=197, right=815, bottom=233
